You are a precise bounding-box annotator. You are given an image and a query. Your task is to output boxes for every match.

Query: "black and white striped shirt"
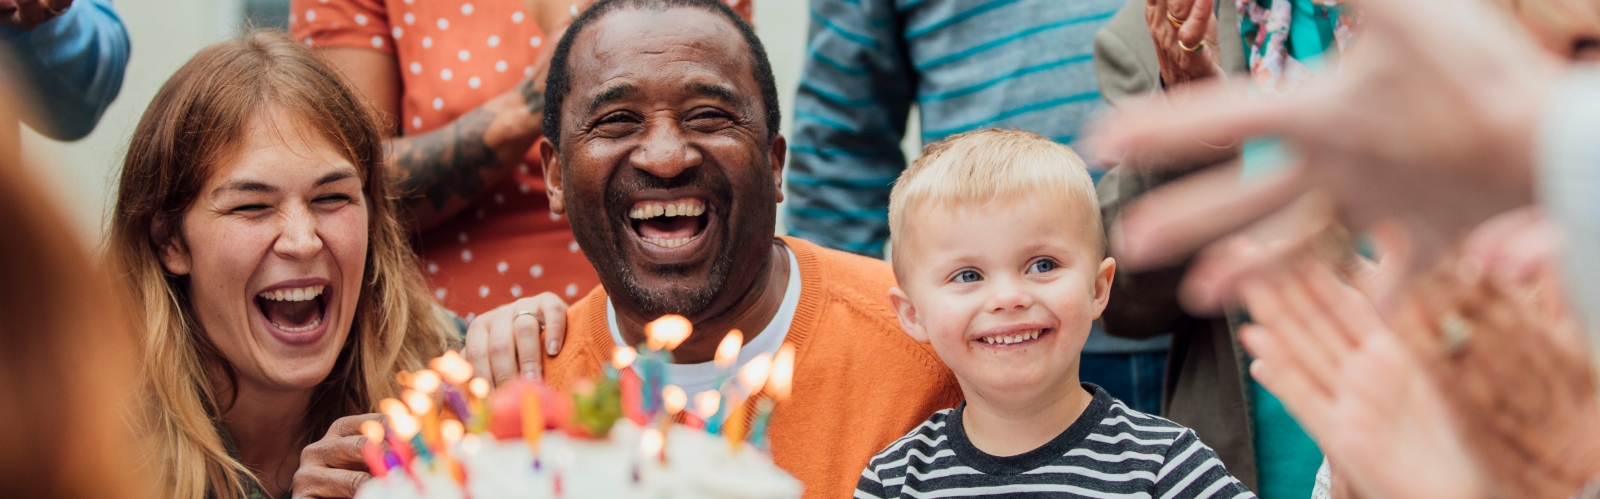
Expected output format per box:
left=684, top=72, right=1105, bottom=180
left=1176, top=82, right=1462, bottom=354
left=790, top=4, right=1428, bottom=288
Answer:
left=857, top=385, right=1255, bottom=498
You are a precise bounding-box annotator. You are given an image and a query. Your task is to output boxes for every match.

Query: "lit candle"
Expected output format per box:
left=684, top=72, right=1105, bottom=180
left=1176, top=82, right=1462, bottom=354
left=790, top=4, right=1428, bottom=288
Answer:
left=432, top=350, right=475, bottom=385
left=620, top=368, right=646, bottom=425
left=646, top=315, right=692, bottom=351
left=410, top=369, right=442, bottom=394
left=714, top=330, right=743, bottom=370
left=766, top=344, right=795, bottom=401
left=360, top=420, right=390, bottom=478
left=738, top=353, right=773, bottom=394
left=379, top=398, right=418, bottom=463
left=639, top=427, right=664, bottom=460
left=612, top=346, right=637, bottom=370
left=467, top=377, right=491, bottom=432
left=659, top=385, right=687, bottom=462
left=694, top=390, right=723, bottom=433
left=402, top=388, right=440, bottom=449
left=748, top=398, right=776, bottom=451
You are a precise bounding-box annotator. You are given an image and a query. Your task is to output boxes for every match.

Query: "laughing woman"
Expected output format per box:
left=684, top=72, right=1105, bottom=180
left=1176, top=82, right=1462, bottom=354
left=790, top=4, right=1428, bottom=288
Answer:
left=111, top=31, right=459, bottom=499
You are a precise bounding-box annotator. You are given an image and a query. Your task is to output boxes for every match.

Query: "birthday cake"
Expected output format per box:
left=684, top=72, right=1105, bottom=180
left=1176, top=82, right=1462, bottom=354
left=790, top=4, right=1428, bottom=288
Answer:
left=352, top=316, right=803, bottom=499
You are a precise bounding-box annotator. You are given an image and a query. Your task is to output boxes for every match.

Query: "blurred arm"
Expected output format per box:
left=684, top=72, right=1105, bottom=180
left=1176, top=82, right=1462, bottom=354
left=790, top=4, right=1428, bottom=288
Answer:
left=784, top=0, right=915, bottom=258
left=0, top=0, right=128, bottom=140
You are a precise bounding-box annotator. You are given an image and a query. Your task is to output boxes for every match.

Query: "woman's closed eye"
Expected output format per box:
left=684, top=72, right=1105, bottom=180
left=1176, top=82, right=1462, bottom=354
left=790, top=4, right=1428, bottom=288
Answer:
left=313, top=193, right=354, bottom=208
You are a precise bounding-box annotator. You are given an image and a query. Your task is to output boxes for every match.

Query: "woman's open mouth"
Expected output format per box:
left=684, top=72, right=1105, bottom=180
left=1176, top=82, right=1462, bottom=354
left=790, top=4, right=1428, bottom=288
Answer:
left=254, top=284, right=330, bottom=345
left=627, top=197, right=711, bottom=254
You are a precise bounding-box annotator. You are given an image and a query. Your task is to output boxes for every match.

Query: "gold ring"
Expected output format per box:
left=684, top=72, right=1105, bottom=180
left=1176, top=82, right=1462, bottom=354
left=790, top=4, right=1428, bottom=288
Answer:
left=1439, top=312, right=1473, bottom=356
left=1166, top=11, right=1184, bottom=29
left=1178, top=38, right=1204, bottom=52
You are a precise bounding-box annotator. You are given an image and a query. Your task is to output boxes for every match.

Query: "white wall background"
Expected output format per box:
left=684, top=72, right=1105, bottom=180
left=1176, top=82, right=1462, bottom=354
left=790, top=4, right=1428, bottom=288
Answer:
left=19, top=0, right=912, bottom=245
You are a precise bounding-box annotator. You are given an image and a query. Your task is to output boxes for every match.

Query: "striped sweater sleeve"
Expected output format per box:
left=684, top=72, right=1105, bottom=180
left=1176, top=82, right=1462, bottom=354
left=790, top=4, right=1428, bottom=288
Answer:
left=784, top=0, right=915, bottom=258
left=1153, top=429, right=1254, bottom=499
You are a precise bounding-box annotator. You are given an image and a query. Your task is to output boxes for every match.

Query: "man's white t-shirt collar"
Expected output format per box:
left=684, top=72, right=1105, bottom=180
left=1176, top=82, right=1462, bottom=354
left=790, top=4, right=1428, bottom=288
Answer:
left=606, top=243, right=800, bottom=396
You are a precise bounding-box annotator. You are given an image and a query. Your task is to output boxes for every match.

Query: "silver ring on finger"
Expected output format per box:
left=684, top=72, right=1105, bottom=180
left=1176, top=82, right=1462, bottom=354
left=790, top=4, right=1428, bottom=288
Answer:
left=513, top=309, right=545, bottom=331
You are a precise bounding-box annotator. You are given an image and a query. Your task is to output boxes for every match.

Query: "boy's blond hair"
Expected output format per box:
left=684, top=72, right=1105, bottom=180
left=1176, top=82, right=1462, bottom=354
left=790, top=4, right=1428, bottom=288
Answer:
left=887, top=129, right=1104, bottom=278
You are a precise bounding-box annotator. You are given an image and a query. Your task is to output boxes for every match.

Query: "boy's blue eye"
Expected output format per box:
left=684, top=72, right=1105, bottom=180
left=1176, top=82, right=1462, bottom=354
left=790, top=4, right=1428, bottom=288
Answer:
left=1028, top=259, right=1058, bottom=274
left=953, top=270, right=982, bottom=283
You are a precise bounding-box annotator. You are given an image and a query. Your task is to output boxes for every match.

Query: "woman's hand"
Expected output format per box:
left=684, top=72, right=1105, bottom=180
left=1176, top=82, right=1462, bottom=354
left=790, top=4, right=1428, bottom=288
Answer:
left=292, top=414, right=380, bottom=499
left=1238, top=258, right=1488, bottom=499
left=1144, top=0, right=1223, bottom=87
left=465, top=292, right=570, bottom=386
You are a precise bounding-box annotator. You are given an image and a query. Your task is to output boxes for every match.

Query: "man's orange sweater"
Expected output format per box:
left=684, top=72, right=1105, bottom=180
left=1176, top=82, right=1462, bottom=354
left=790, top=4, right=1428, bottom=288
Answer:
left=541, top=236, right=963, bottom=498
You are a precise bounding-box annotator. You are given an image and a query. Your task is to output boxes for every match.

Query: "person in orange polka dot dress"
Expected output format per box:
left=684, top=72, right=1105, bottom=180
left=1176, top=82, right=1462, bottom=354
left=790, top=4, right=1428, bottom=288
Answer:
left=290, top=0, right=752, bottom=319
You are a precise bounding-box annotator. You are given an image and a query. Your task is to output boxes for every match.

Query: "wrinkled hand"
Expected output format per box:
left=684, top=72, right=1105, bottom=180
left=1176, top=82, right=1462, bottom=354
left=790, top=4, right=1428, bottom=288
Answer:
left=1093, top=0, right=1562, bottom=296
left=465, top=292, right=569, bottom=386
left=1386, top=267, right=1600, bottom=499
left=1144, top=0, right=1222, bottom=87
left=292, top=414, right=379, bottom=499
left=0, top=0, right=71, bottom=30
left=1238, top=259, right=1487, bottom=499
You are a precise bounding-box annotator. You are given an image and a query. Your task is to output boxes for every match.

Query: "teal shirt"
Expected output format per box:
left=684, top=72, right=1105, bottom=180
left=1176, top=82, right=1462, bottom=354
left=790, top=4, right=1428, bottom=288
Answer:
left=1249, top=377, right=1324, bottom=498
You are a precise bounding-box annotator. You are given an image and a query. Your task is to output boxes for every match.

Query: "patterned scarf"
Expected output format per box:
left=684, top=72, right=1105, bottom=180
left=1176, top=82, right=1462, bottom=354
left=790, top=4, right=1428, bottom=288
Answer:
left=1237, top=0, right=1357, bottom=96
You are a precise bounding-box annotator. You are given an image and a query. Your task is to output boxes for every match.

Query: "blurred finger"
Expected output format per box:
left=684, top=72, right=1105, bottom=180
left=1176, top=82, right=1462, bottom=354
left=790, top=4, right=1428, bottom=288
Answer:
left=1243, top=326, right=1334, bottom=434
left=1114, top=163, right=1306, bottom=271
left=1175, top=188, right=1334, bottom=311
left=1086, top=78, right=1319, bottom=170
left=1247, top=269, right=1342, bottom=391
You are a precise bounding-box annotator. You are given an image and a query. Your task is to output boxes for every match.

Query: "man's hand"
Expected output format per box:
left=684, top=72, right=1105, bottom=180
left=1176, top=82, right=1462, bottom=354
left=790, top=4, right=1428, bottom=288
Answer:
left=0, top=0, right=71, bottom=30
left=292, top=414, right=379, bottom=499
left=465, top=292, right=569, bottom=386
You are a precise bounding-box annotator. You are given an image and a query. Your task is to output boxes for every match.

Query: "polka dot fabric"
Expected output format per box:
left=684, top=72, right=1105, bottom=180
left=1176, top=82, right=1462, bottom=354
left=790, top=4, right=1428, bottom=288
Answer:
left=291, top=0, right=752, bottom=316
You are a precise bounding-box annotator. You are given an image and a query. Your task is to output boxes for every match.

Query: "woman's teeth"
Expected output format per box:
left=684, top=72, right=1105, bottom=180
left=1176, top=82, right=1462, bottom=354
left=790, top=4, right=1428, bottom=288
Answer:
left=274, top=316, right=322, bottom=333
left=258, top=285, right=325, bottom=302
left=982, top=329, right=1042, bottom=345
left=629, top=200, right=706, bottom=219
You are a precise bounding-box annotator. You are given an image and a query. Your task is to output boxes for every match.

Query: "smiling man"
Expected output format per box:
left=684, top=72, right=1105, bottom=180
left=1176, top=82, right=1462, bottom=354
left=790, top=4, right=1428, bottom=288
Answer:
left=528, top=0, right=962, bottom=497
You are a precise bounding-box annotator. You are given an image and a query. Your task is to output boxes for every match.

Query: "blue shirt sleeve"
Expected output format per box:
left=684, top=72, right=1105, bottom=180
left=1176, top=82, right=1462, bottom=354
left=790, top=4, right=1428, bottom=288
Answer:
left=784, top=0, right=915, bottom=258
left=0, top=0, right=130, bottom=141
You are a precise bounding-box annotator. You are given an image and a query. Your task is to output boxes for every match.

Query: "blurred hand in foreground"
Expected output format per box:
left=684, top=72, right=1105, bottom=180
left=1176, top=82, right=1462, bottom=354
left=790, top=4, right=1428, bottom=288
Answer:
left=1092, top=0, right=1566, bottom=302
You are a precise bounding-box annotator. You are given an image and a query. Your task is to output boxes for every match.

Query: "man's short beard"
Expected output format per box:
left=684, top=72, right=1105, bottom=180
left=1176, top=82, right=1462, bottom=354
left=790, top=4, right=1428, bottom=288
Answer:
left=616, top=254, right=734, bottom=317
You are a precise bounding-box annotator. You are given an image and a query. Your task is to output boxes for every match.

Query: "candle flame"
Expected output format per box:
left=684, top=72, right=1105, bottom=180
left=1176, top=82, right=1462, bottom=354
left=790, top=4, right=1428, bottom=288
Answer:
left=714, top=330, right=743, bottom=369
left=662, top=385, right=687, bottom=414
left=379, top=398, right=408, bottom=420
left=639, top=428, right=664, bottom=458
left=411, top=369, right=442, bottom=394
left=402, top=389, right=434, bottom=415
left=693, top=390, right=722, bottom=419
left=360, top=420, right=385, bottom=444
left=646, top=315, right=692, bottom=351
left=738, top=353, right=773, bottom=392
left=432, top=350, right=475, bottom=384
left=468, top=377, right=490, bottom=399
left=766, top=344, right=795, bottom=401
left=612, top=346, right=637, bottom=370
left=390, top=413, right=420, bottom=439
left=440, top=419, right=465, bottom=446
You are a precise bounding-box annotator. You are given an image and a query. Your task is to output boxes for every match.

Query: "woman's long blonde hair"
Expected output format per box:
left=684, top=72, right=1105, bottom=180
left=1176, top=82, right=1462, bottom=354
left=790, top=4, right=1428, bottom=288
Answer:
left=110, top=31, right=457, bottom=499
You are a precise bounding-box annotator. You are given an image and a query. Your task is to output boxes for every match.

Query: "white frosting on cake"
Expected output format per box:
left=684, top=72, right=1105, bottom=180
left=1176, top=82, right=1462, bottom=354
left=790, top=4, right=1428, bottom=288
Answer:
left=354, top=421, right=801, bottom=499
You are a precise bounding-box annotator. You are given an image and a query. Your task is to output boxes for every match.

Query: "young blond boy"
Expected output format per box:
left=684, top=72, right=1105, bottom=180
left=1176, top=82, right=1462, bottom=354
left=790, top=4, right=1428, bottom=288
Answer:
left=858, top=129, right=1253, bottom=498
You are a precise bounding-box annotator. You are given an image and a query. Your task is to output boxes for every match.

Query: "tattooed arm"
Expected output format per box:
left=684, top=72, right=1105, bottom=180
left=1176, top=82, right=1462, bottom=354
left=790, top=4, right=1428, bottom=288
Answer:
left=385, top=78, right=546, bottom=228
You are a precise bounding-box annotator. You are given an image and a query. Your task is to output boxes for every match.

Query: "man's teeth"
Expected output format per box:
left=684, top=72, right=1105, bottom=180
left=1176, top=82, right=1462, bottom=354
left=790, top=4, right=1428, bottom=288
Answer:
left=643, top=236, right=695, bottom=248
left=981, top=329, right=1042, bottom=345
left=257, top=285, right=325, bottom=302
left=629, top=200, right=706, bottom=220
